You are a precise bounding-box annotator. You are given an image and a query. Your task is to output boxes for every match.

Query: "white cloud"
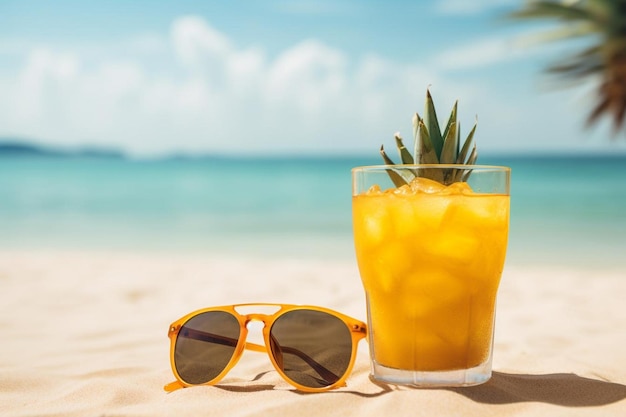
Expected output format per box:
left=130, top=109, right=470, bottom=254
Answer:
left=12, top=49, right=80, bottom=130
left=0, top=15, right=620, bottom=156
left=265, top=40, right=347, bottom=111
left=0, top=16, right=439, bottom=155
left=171, top=16, right=232, bottom=69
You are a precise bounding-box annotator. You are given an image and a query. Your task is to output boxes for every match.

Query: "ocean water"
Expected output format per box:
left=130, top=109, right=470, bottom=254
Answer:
left=1, top=154, right=626, bottom=268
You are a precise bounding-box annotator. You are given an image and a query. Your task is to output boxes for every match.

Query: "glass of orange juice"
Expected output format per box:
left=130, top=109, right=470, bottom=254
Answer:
left=352, top=165, right=510, bottom=386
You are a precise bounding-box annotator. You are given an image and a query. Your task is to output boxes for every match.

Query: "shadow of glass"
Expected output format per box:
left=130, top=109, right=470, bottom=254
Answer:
left=209, top=370, right=625, bottom=405
left=447, top=372, right=626, bottom=407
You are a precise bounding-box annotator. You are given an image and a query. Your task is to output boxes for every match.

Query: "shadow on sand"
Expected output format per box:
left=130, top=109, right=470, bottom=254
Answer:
left=446, top=371, right=626, bottom=407
left=211, top=370, right=625, bottom=405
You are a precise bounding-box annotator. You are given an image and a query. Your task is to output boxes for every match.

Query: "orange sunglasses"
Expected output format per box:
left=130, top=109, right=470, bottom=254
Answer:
left=165, top=303, right=367, bottom=392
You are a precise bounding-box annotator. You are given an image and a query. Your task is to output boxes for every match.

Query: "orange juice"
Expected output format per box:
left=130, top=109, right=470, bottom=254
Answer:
left=353, top=178, right=509, bottom=371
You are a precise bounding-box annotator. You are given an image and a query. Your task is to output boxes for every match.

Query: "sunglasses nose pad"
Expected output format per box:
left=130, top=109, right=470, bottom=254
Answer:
left=269, top=333, right=284, bottom=371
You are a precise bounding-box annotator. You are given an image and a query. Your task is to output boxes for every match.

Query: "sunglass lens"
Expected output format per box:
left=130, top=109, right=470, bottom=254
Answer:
left=269, top=310, right=352, bottom=388
left=174, top=311, right=240, bottom=385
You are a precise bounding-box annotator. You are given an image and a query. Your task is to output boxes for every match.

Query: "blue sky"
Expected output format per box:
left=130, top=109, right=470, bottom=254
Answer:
left=2, top=0, right=626, bottom=157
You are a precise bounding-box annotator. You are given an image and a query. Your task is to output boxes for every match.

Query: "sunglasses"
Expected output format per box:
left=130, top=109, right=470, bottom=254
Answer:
left=164, top=303, right=367, bottom=392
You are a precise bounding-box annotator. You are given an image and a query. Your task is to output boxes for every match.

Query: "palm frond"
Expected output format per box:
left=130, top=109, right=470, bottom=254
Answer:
left=507, top=0, right=626, bottom=133
left=508, top=1, right=601, bottom=23
left=545, top=45, right=603, bottom=78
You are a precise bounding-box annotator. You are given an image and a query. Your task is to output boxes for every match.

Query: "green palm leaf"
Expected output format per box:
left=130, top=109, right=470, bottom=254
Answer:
left=507, top=0, right=626, bottom=133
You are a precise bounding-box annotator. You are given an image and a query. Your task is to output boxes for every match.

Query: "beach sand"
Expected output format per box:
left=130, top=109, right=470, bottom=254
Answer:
left=1, top=250, right=625, bottom=416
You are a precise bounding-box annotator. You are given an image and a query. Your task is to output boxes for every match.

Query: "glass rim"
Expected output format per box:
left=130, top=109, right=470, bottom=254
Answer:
left=352, top=164, right=510, bottom=173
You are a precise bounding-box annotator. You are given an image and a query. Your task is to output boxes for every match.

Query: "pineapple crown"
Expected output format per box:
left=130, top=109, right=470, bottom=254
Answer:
left=380, top=88, right=478, bottom=186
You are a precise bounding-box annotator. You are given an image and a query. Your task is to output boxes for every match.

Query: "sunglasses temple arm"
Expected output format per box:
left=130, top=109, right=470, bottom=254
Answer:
left=165, top=329, right=267, bottom=392
left=179, top=327, right=267, bottom=351
left=178, top=327, right=240, bottom=347
left=278, top=345, right=341, bottom=383
left=164, top=380, right=184, bottom=392
left=275, top=324, right=366, bottom=384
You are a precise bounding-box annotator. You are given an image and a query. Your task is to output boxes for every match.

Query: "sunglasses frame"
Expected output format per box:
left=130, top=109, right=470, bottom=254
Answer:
left=165, top=303, right=367, bottom=392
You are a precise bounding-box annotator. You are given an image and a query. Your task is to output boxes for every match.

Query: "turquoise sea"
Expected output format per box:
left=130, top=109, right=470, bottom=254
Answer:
left=1, top=154, right=626, bottom=268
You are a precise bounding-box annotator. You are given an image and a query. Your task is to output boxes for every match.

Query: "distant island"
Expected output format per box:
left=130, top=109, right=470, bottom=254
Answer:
left=2, top=138, right=625, bottom=162
left=0, top=140, right=126, bottom=159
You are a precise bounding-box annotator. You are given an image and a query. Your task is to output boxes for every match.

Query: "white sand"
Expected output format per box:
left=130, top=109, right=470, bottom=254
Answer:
left=1, top=250, right=625, bottom=416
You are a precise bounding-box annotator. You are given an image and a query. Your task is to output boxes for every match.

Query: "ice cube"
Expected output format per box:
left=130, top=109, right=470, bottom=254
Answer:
left=368, top=241, right=414, bottom=293
left=439, top=181, right=473, bottom=195
left=365, top=184, right=382, bottom=195
left=428, top=231, right=482, bottom=267
left=409, top=177, right=446, bottom=194
left=393, top=184, right=413, bottom=196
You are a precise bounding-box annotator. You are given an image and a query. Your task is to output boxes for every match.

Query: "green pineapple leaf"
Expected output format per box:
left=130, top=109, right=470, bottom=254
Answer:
left=461, top=144, right=478, bottom=182
left=451, top=120, right=477, bottom=182
left=412, top=113, right=420, bottom=143
left=441, top=101, right=458, bottom=146
left=380, top=145, right=409, bottom=187
left=439, top=122, right=458, bottom=164
left=416, top=120, right=439, bottom=165
left=379, top=88, right=478, bottom=186
left=440, top=120, right=460, bottom=184
left=456, top=120, right=477, bottom=164
left=416, top=120, right=444, bottom=183
left=466, top=144, right=478, bottom=166
left=424, top=89, right=444, bottom=160
left=394, top=133, right=414, bottom=164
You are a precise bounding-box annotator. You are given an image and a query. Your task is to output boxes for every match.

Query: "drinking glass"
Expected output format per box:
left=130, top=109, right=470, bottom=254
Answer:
left=352, top=165, right=510, bottom=386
